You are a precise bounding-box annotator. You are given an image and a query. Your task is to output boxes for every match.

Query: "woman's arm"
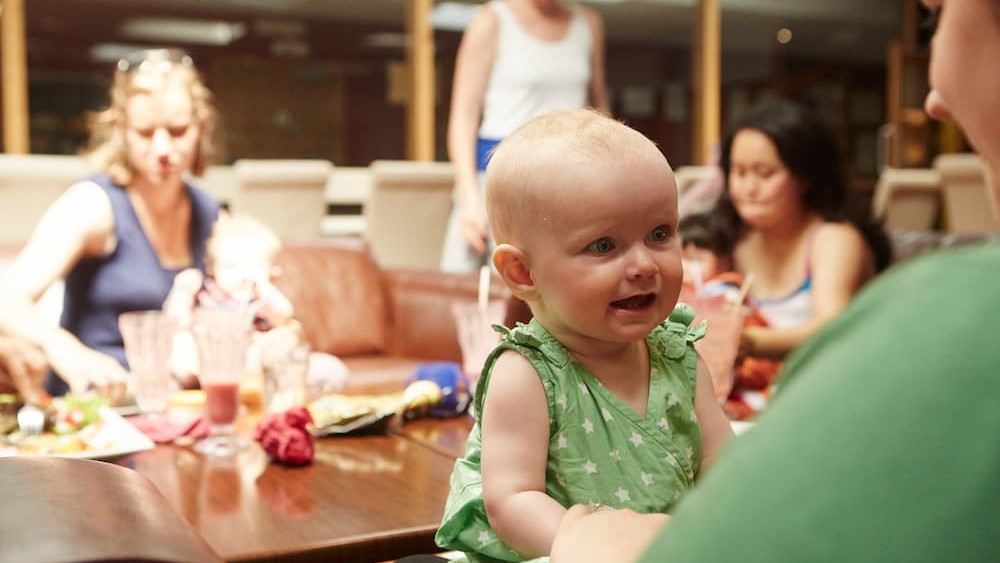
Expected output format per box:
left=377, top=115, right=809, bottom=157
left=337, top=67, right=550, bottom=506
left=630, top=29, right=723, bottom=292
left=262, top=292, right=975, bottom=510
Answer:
left=481, top=349, right=565, bottom=558
left=581, top=6, right=610, bottom=114
left=742, top=223, right=874, bottom=359
left=0, top=181, right=129, bottom=399
left=446, top=6, right=499, bottom=255
left=693, top=352, right=733, bottom=473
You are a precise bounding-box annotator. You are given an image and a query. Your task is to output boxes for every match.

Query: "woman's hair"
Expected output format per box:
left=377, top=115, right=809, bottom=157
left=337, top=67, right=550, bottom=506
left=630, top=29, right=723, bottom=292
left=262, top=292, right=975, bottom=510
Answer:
left=84, top=48, right=222, bottom=186
left=715, top=100, right=892, bottom=271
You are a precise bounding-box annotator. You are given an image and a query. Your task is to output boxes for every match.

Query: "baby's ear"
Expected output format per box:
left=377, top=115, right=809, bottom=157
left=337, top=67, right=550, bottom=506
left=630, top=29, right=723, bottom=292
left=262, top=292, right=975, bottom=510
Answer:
left=493, top=244, right=537, bottom=301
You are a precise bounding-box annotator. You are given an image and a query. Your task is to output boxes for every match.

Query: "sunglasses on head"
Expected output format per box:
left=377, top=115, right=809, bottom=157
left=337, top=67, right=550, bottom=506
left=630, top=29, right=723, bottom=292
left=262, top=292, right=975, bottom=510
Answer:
left=116, top=48, right=194, bottom=74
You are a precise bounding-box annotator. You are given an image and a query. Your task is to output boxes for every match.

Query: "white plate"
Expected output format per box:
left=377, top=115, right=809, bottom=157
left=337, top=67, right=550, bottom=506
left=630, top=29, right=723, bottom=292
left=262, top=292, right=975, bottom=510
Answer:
left=0, top=406, right=154, bottom=460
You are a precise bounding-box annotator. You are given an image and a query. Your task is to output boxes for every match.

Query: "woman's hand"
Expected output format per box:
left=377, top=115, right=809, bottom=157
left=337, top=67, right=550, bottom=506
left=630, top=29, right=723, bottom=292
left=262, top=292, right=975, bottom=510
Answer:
left=0, top=335, right=49, bottom=403
left=458, top=192, right=490, bottom=256
left=550, top=505, right=669, bottom=563
left=44, top=330, right=129, bottom=403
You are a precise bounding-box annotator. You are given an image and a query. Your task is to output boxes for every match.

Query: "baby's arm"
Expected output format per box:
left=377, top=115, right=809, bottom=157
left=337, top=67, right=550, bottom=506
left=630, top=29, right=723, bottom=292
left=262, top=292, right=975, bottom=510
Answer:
left=255, top=280, right=295, bottom=328
left=480, top=350, right=565, bottom=558
left=693, top=351, right=734, bottom=474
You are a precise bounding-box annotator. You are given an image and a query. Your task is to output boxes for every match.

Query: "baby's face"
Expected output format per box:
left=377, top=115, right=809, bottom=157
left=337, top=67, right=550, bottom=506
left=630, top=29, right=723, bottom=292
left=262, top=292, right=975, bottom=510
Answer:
left=210, top=237, right=271, bottom=302
left=522, top=151, right=683, bottom=346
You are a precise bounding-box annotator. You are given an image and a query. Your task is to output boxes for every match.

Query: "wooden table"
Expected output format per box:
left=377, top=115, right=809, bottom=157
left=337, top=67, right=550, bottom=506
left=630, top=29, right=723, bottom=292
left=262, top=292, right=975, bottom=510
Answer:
left=116, top=427, right=458, bottom=562
left=394, top=415, right=474, bottom=459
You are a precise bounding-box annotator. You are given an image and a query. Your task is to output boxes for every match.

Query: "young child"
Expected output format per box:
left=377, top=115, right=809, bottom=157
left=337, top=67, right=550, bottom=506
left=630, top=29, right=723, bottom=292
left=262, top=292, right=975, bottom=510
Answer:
left=435, top=109, right=733, bottom=562
left=164, top=215, right=347, bottom=399
left=677, top=211, right=781, bottom=420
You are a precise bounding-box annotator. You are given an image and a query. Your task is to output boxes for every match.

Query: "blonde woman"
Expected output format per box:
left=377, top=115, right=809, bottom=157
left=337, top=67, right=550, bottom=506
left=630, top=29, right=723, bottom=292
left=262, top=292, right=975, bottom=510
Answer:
left=0, top=48, right=222, bottom=401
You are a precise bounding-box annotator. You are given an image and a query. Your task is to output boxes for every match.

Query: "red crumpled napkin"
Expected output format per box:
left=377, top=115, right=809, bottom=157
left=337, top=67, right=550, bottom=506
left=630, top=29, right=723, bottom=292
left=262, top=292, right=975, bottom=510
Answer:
left=254, top=407, right=314, bottom=466
left=129, top=415, right=210, bottom=444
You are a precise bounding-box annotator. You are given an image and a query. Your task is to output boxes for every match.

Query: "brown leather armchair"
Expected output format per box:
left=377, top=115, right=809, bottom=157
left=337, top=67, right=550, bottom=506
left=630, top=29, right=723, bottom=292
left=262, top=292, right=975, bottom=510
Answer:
left=274, top=238, right=528, bottom=394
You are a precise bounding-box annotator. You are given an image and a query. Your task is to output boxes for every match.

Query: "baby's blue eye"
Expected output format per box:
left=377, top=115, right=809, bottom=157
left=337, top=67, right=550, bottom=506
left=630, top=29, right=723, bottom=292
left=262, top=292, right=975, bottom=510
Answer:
left=587, top=238, right=615, bottom=254
left=649, top=226, right=670, bottom=242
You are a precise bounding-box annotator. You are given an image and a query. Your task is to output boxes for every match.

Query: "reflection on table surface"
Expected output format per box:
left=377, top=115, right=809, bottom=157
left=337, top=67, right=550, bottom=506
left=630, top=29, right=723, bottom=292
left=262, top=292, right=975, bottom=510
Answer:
left=115, top=417, right=458, bottom=562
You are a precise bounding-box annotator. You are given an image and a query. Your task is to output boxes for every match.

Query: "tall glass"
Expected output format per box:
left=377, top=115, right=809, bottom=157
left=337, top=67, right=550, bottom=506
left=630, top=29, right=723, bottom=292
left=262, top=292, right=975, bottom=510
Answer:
left=119, top=310, right=176, bottom=417
left=192, top=308, right=252, bottom=457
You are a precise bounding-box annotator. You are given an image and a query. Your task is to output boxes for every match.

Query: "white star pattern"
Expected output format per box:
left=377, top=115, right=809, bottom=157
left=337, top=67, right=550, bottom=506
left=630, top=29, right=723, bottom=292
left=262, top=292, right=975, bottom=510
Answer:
left=641, top=472, right=654, bottom=486
left=557, top=473, right=567, bottom=487
left=686, top=446, right=694, bottom=461
left=666, top=393, right=680, bottom=408
left=629, top=432, right=644, bottom=446
left=557, top=394, right=568, bottom=410
left=478, top=530, right=492, bottom=546
left=601, top=407, right=614, bottom=421
left=666, top=454, right=678, bottom=467
left=557, top=434, right=568, bottom=449
left=578, top=383, right=588, bottom=394
left=583, top=460, right=598, bottom=474
left=689, top=409, right=697, bottom=423
left=609, top=449, right=622, bottom=461
left=582, top=418, right=594, bottom=433
left=658, top=417, right=670, bottom=431
left=615, top=487, right=631, bottom=503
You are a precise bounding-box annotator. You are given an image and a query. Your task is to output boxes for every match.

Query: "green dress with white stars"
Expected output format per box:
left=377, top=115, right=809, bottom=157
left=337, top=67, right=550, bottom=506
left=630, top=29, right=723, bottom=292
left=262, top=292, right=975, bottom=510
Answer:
left=435, top=304, right=706, bottom=563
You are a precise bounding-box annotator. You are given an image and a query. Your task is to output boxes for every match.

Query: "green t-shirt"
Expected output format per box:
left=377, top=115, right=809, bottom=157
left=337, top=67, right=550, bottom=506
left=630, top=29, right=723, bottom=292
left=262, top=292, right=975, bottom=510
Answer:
left=640, top=243, right=1000, bottom=562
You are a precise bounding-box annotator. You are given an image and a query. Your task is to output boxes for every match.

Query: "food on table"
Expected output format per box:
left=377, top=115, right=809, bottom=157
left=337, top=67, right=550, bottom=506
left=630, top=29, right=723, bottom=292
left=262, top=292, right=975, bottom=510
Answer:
left=0, top=393, right=108, bottom=455
left=308, top=380, right=443, bottom=435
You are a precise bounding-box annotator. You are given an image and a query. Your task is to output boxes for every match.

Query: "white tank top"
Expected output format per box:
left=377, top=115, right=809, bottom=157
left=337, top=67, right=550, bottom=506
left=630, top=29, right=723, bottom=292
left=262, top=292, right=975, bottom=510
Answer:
left=479, top=0, right=593, bottom=140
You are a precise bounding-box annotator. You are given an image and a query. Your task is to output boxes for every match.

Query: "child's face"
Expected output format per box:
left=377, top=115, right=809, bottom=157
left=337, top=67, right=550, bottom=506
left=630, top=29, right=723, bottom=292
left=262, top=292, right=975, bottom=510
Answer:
left=727, top=129, right=805, bottom=229
left=682, top=243, right=728, bottom=283
left=522, top=152, right=683, bottom=345
left=209, top=236, right=272, bottom=302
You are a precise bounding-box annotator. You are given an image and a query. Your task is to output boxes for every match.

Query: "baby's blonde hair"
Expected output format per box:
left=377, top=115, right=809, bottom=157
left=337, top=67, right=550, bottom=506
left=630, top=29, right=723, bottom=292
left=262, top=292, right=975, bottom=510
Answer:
left=206, top=215, right=281, bottom=269
left=485, top=108, right=667, bottom=245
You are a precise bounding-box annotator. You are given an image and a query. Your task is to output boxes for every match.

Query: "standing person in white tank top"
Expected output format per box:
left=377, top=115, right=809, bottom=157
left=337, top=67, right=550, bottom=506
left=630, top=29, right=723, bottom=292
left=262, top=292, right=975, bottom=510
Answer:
left=441, top=0, right=610, bottom=273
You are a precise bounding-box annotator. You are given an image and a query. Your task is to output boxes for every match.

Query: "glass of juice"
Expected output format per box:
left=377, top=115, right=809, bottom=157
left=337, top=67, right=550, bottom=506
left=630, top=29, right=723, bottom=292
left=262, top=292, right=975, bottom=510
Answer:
left=192, top=307, right=252, bottom=457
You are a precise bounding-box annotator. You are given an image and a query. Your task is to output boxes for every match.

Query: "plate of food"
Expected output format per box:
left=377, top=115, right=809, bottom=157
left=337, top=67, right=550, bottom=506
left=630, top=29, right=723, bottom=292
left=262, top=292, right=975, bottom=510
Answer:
left=0, top=393, right=154, bottom=460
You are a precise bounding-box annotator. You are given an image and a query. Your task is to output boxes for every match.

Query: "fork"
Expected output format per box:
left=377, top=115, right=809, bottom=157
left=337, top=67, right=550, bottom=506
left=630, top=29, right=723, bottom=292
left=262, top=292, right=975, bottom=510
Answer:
left=17, top=404, right=45, bottom=438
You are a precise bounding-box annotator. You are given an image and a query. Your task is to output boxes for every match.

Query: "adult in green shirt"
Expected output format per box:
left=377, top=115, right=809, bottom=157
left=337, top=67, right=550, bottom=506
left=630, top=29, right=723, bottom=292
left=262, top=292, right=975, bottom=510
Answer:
left=549, top=1, right=1000, bottom=561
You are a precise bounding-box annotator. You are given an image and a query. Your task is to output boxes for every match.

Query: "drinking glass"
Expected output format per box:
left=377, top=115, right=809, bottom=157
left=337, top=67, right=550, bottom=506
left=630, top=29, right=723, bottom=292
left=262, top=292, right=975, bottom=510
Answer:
left=119, top=310, right=176, bottom=417
left=192, top=308, right=252, bottom=457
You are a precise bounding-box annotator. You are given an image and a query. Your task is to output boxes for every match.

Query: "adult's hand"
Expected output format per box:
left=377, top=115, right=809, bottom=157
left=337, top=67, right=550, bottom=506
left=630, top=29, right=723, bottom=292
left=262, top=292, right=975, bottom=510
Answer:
left=0, top=335, right=48, bottom=403
left=458, top=195, right=490, bottom=257
left=550, top=505, right=669, bottom=563
left=44, top=330, right=128, bottom=403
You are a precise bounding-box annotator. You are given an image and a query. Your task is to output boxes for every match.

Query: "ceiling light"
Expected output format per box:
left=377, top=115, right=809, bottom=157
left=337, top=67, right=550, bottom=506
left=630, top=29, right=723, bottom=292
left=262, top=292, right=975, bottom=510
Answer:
left=121, top=17, right=247, bottom=46
left=91, top=43, right=159, bottom=64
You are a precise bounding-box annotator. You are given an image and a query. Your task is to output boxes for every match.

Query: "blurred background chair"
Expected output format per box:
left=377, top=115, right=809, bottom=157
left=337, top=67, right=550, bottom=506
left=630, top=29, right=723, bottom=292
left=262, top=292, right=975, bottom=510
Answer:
left=0, top=456, right=222, bottom=563
left=321, top=166, right=372, bottom=238
left=0, top=154, right=92, bottom=245
left=674, top=165, right=718, bottom=198
left=196, top=164, right=238, bottom=210
left=935, top=153, right=1000, bottom=234
left=871, top=167, right=941, bottom=231
left=364, top=160, right=454, bottom=270
left=231, top=159, right=332, bottom=240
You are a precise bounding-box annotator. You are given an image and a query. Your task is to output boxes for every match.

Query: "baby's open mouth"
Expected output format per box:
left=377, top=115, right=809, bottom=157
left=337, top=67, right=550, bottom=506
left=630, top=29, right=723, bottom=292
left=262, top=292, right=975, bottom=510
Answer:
left=611, top=294, right=655, bottom=310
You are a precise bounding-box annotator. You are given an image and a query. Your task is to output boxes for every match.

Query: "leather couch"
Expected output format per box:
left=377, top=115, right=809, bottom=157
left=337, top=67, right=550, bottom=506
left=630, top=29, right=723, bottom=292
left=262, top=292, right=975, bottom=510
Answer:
left=273, top=238, right=528, bottom=395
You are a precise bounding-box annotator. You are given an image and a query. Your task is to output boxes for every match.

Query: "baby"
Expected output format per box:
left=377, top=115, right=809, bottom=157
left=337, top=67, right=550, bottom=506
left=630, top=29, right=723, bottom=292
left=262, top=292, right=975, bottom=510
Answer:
left=678, top=211, right=742, bottom=301
left=435, top=109, right=733, bottom=561
left=165, top=215, right=347, bottom=400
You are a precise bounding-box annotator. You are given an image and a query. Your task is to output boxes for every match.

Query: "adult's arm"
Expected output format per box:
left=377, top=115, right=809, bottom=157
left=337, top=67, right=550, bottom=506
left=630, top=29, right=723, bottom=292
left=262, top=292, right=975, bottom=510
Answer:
left=0, top=335, right=48, bottom=403
left=0, top=181, right=129, bottom=399
left=580, top=6, right=610, bottom=115
left=741, top=222, right=873, bottom=359
left=480, top=349, right=566, bottom=558
left=446, top=5, right=499, bottom=256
